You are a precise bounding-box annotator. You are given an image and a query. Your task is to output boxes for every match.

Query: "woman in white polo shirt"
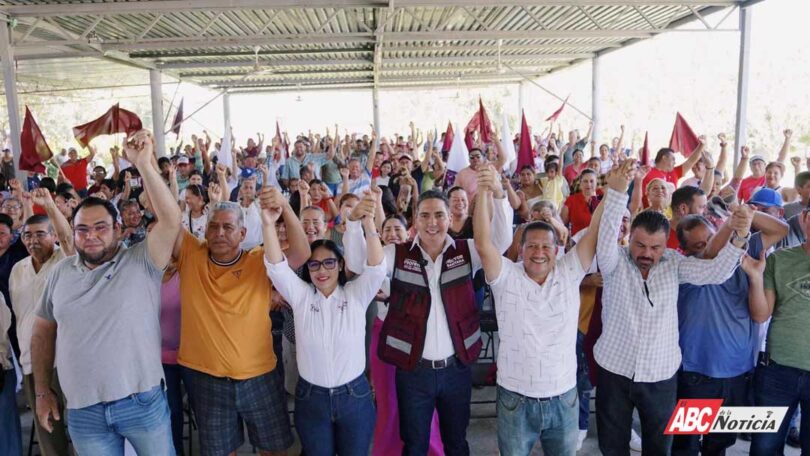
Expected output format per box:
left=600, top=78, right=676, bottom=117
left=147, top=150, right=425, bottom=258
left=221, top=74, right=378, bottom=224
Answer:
left=263, top=192, right=386, bottom=456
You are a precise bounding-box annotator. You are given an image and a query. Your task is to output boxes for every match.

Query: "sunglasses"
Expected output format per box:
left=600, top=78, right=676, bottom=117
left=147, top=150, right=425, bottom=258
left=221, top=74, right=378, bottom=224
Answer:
left=307, top=258, right=339, bottom=271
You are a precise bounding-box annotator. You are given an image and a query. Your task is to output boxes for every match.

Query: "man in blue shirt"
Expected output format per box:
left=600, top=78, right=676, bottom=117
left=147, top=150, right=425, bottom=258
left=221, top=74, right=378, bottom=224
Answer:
left=674, top=211, right=787, bottom=455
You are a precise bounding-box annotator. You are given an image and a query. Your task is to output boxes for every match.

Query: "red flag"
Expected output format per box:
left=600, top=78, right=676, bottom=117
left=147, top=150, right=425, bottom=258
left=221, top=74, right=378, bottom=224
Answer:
left=19, top=107, right=53, bottom=173
left=545, top=95, right=569, bottom=122
left=170, top=98, right=184, bottom=135
left=668, top=112, right=700, bottom=157
left=515, top=111, right=533, bottom=172
left=441, top=122, right=454, bottom=152
left=464, top=98, right=493, bottom=149
left=72, top=103, right=143, bottom=148
left=640, top=131, right=650, bottom=166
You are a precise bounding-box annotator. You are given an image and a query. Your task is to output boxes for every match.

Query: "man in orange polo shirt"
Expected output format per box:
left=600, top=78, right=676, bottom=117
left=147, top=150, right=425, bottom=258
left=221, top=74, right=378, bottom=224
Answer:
left=172, top=188, right=310, bottom=456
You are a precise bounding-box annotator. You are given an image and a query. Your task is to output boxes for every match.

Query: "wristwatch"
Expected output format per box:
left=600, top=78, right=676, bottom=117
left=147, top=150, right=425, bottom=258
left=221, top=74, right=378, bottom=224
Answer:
left=732, top=231, right=751, bottom=245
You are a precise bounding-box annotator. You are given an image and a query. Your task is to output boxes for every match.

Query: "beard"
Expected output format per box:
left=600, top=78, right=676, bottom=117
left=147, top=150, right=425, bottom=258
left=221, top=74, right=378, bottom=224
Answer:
left=77, top=242, right=120, bottom=266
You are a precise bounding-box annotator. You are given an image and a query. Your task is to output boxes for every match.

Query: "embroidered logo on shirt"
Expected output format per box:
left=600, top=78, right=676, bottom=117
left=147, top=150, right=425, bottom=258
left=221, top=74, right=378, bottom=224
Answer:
left=310, top=304, right=320, bottom=313
left=232, top=270, right=242, bottom=279
left=104, top=274, right=113, bottom=280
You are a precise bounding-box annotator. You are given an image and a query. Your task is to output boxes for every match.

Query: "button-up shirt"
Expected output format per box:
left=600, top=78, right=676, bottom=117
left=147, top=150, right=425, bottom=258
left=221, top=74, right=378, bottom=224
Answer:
left=265, top=257, right=387, bottom=388
left=344, top=196, right=513, bottom=361
left=595, top=188, right=745, bottom=382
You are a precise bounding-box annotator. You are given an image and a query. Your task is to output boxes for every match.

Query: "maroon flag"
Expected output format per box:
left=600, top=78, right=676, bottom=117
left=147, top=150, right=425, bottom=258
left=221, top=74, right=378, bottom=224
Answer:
left=640, top=131, right=650, bottom=166
left=72, top=103, right=143, bottom=148
left=515, top=111, right=533, bottom=172
left=668, top=112, right=700, bottom=157
left=545, top=95, right=569, bottom=122
left=464, top=98, right=493, bottom=149
left=19, top=107, right=53, bottom=173
left=170, top=98, right=184, bottom=135
left=441, top=122, right=454, bottom=152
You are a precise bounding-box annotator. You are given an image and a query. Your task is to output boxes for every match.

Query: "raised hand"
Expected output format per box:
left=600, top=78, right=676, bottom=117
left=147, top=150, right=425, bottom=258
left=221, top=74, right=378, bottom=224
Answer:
left=123, top=129, right=155, bottom=167
left=729, top=204, right=754, bottom=238
left=476, top=165, right=503, bottom=198
left=740, top=146, right=750, bottom=161
left=258, top=187, right=284, bottom=225
left=31, top=188, right=54, bottom=207
left=298, top=179, right=310, bottom=196
left=208, top=182, right=222, bottom=204
left=348, top=193, right=376, bottom=221
left=8, top=179, right=22, bottom=195
left=741, top=250, right=766, bottom=276
left=791, top=156, right=801, bottom=170
left=339, top=167, right=350, bottom=181
left=215, top=163, right=228, bottom=178
left=606, top=159, right=636, bottom=193
left=717, top=133, right=727, bottom=145
left=784, top=129, right=793, bottom=140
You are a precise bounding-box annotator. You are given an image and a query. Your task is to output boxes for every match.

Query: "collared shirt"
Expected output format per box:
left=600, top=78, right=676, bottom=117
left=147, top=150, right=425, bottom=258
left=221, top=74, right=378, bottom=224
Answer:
left=344, top=196, right=513, bottom=360
left=595, top=188, right=745, bottom=382
left=281, top=153, right=329, bottom=180
left=489, top=249, right=586, bottom=398
left=10, top=248, right=67, bottom=374
left=0, top=295, right=11, bottom=370
left=266, top=257, right=386, bottom=388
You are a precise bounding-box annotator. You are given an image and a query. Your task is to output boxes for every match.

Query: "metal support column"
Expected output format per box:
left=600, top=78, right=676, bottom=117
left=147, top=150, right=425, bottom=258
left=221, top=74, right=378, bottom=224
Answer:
left=149, top=69, right=167, bottom=157
left=591, top=57, right=601, bottom=143
left=372, top=85, right=381, bottom=147
left=733, top=6, right=752, bottom=167
left=223, top=91, right=231, bottom=143
left=0, top=22, right=28, bottom=184
left=517, top=81, right=526, bottom=115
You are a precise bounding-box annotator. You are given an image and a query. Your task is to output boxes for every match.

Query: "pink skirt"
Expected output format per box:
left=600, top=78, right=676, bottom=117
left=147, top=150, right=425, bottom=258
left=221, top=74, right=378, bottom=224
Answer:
left=370, top=317, right=445, bottom=456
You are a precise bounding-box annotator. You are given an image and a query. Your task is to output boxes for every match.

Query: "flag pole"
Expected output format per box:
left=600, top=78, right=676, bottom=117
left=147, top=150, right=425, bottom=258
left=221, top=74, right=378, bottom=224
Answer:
left=501, top=63, right=592, bottom=120
left=163, top=80, right=182, bottom=128
left=163, top=90, right=225, bottom=135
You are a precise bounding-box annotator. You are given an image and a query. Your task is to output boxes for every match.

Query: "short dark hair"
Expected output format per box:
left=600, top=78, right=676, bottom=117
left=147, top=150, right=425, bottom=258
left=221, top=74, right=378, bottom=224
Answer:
left=382, top=215, right=408, bottom=233
left=795, top=171, right=810, bottom=189
left=676, top=215, right=714, bottom=251
left=545, top=162, right=560, bottom=173
left=55, top=191, right=75, bottom=202
left=93, top=165, right=106, bottom=173
left=580, top=169, right=597, bottom=178
left=300, top=240, right=347, bottom=287
left=100, top=178, right=117, bottom=191
left=654, top=148, right=675, bottom=165
left=447, top=186, right=465, bottom=198
left=418, top=188, right=449, bottom=210
left=0, top=213, right=12, bottom=231
left=631, top=210, right=670, bottom=237
left=39, top=177, right=56, bottom=193
left=72, top=197, right=120, bottom=226
left=670, top=186, right=705, bottom=212
left=158, top=157, right=171, bottom=168
left=338, top=193, right=359, bottom=207
left=520, top=221, right=558, bottom=245
left=55, top=182, right=75, bottom=194
left=24, top=214, right=51, bottom=231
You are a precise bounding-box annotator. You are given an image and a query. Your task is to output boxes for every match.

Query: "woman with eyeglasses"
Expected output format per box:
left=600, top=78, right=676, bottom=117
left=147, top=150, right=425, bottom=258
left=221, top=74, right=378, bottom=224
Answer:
left=264, top=192, right=386, bottom=456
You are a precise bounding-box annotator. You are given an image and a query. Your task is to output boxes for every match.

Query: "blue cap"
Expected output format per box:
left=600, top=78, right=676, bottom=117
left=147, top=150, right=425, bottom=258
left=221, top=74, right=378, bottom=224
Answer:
left=240, top=167, right=256, bottom=180
left=749, top=188, right=783, bottom=208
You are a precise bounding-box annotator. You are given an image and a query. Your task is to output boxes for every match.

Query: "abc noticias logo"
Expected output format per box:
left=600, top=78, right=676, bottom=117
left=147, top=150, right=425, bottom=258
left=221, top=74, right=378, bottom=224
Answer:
left=665, top=399, right=789, bottom=435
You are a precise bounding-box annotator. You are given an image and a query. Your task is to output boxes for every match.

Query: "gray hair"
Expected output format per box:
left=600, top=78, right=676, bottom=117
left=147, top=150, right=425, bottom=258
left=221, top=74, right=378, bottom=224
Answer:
left=209, top=201, right=244, bottom=228
left=530, top=200, right=557, bottom=214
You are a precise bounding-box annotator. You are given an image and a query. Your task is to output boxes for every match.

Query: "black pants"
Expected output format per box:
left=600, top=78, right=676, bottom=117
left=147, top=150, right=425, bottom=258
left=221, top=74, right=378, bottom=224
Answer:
left=596, top=365, right=677, bottom=456
left=672, top=370, right=751, bottom=456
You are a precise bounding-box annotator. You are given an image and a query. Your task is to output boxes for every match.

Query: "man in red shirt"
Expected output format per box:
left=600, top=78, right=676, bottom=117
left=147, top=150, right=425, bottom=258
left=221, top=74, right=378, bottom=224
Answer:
left=642, top=141, right=704, bottom=207
left=60, top=145, right=96, bottom=197
left=736, top=130, right=792, bottom=202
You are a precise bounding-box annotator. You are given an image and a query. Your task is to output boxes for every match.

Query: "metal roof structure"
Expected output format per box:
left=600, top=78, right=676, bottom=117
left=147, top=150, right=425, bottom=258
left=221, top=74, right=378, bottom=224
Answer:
left=0, top=0, right=755, bottom=94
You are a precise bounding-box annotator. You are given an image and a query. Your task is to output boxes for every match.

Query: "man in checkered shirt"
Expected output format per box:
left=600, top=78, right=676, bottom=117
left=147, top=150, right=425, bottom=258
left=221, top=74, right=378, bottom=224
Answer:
left=593, top=159, right=753, bottom=455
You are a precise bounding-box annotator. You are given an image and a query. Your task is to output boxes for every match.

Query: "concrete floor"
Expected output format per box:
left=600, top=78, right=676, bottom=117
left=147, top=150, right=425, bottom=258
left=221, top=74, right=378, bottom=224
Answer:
left=19, top=386, right=800, bottom=455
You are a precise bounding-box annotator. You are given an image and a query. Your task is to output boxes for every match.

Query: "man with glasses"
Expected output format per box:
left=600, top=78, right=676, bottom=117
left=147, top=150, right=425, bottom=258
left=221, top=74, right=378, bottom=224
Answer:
left=594, top=159, right=753, bottom=455
left=32, top=129, right=181, bottom=454
left=171, top=188, right=310, bottom=456
left=10, top=188, right=74, bottom=455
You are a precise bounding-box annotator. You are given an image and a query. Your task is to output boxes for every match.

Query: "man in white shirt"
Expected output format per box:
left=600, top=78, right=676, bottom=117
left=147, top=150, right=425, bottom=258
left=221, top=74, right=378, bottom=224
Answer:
left=343, top=165, right=513, bottom=456
left=10, top=189, right=74, bottom=455
left=472, top=161, right=613, bottom=455
left=237, top=175, right=264, bottom=250
left=595, top=159, right=753, bottom=455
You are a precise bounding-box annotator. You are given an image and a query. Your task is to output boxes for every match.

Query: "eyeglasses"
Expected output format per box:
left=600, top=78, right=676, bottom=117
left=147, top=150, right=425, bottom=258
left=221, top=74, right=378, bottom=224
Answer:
left=2, top=204, right=21, bottom=211
left=306, top=258, right=339, bottom=272
left=22, top=232, right=50, bottom=240
left=75, top=224, right=112, bottom=237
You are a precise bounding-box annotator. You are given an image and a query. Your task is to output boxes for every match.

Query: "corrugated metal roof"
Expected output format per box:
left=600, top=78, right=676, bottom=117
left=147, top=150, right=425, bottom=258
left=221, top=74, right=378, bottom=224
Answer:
left=0, top=0, right=747, bottom=91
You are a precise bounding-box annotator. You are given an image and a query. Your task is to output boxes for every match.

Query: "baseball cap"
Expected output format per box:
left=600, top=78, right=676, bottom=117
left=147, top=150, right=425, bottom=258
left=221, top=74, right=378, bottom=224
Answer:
left=176, top=155, right=190, bottom=165
left=749, top=188, right=783, bottom=208
left=240, top=167, right=257, bottom=180
left=749, top=154, right=766, bottom=164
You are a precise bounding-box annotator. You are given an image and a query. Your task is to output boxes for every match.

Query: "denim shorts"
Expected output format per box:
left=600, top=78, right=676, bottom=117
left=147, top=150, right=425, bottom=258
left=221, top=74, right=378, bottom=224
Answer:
left=183, top=368, right=293, bottom=455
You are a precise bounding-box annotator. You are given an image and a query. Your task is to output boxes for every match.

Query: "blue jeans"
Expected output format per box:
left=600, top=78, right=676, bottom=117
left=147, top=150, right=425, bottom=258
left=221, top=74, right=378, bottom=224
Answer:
left=67, top=384, right=175, bottom=455
left=294, top=374, right=376, bottom=456
left=0, top=368, right=22, bottom=456
left=595, top=365, right=677, bottom=456
left=672, top=370, right=751, bottom=456
left=163, top=364, right=186, bottom=455
left=496, top=385, right=579, bottom=456
left=750, top=361, right=810, bottom=455
left=396, top=362, right=472, bottom=456
left=576, top=330, right=592, bottom=431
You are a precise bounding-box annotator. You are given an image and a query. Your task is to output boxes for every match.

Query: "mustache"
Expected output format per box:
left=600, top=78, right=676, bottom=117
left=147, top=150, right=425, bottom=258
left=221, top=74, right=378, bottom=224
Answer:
left=637, top=256, right=654, bottom=262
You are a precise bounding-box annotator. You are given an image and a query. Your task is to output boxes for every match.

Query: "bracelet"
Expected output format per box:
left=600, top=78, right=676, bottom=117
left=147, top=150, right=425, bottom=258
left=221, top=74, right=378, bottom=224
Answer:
left=366, top=231, right=381, bottom=238
left=35, top=391, right=51, bottom=399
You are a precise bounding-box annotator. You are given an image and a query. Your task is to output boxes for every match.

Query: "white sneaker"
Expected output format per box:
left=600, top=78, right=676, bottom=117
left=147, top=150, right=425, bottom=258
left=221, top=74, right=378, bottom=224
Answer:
left=629, top=429, right=642, bottom=452
left=576, top=429, right=588, bottom=451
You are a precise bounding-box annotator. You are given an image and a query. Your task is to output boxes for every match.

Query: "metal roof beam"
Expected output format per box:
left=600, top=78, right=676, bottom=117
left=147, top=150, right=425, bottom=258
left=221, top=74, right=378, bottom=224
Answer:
left=0, top=1, right=742, bottom=18
left=159, top=58, right=372, bottom=69
left=383, top=53, right=592, bottom=64
left=131, top=47, right=371, bottom=58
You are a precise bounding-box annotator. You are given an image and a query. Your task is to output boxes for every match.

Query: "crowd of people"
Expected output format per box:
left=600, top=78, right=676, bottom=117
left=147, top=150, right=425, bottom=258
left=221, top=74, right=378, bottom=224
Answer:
left=0, top=120, right=807, bottom=456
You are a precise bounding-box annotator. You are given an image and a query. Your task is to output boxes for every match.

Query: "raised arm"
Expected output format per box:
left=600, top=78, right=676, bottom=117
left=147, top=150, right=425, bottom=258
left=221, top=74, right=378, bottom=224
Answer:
left=111, top=146, right=121, bottom=181
left=126, top=130, right=182, bottom=269
left=615, top=124, right=625, bottom=154
left=678, top=205, right=751, bottom=284
left=32, top=189, right=74, bottom=256
left=597, top=159, right=635, bottom=275
left=777, top=129, right=792, bottom=164
left=716, top=133, right=728, bottom=177
left=574, top=192, right=607, bottom=271
left=629, top=166, right=649, bottom=215
left=752, top=210, right=788, bottom=251
left=741, top=250, right=769, bottom=323
left=473, top=172, right=503, bottom=282
left=680, top=136, right=705, bottom=171
left=733, top=146, right=750, bottom=182
left=360, top=195, right=383, bottom=267
left=699, top=152, right=715, bottom=196
left=86, top=142, right=97, bottom=162
left=278, top=187, right=311, bottom=269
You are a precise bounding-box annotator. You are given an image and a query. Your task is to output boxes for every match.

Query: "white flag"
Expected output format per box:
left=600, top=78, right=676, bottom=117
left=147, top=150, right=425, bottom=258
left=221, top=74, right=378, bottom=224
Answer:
left=446, top=123, right=470, bottom=173
left=500, top=111, right=517, bottom=174
left=218, top=127, right=232, bottom=168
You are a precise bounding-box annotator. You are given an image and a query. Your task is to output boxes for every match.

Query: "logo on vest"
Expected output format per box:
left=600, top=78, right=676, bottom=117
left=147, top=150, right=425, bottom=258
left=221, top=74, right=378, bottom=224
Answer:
left=403, top=258, right=422, bottom=272
left=446, top=255, right=465, bottom=269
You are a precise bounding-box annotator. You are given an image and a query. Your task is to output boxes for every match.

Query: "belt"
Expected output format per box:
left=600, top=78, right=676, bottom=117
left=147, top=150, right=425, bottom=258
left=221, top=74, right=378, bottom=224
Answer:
left=418, top=355, right=458, bottom=369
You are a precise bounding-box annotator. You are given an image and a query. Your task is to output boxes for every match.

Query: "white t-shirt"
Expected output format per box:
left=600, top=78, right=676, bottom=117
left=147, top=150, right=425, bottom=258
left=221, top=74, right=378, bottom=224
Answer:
left=182, top=208, right=208, bottom=239
left=488, top=249, right=586, bottom=398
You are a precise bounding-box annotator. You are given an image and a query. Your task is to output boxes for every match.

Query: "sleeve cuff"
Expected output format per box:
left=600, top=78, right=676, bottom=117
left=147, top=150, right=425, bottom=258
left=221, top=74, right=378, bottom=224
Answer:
left=263, top=255, right=289, bottom=271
